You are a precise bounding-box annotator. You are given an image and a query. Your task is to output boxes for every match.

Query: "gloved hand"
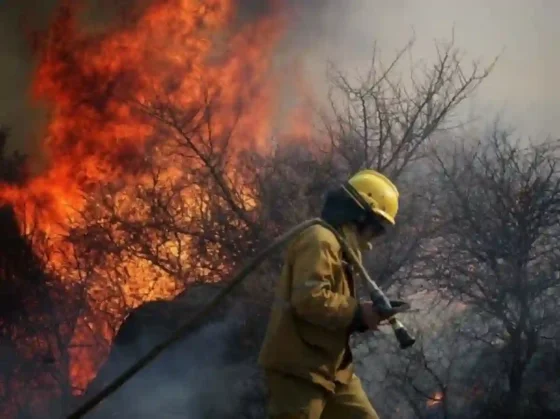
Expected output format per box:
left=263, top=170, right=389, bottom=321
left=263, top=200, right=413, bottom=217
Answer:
left=349, top=300, right=410, bottom=334
left=387, top=300, right=410, bottom=313
left=349, top=302, right=378, bottom=333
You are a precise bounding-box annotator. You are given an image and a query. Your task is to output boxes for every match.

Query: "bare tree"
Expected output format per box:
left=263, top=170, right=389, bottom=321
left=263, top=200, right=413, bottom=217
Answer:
left=368, top=295, right=502, bottom=419
left=0, top=211, right=85, bottom=416
left=430, top=126, right=560, bottom=418
left=308, top=36, right=495, bottom=296
left=322, top=35, right=496, bottom=178
left=0, top=128, right=84, bottom=417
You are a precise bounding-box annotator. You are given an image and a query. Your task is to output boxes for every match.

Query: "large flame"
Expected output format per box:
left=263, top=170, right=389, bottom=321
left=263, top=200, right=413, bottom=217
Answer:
left=1, top=0, right=284, bottom=232
left=0, top=0, right=300, bottom=400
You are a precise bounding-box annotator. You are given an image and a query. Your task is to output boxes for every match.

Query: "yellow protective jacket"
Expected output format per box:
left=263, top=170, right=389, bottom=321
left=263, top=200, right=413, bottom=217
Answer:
left=258, top=223, right=363, bottom=392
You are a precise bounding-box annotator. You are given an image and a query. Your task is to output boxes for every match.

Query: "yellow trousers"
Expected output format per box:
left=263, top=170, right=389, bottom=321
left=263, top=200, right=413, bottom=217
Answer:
left=265, top=371, right=379, bottom=419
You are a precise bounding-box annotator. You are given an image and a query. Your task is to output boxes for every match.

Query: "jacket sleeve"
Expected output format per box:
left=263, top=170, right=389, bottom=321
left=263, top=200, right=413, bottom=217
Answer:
left=289, top=232, right=359, bottom=331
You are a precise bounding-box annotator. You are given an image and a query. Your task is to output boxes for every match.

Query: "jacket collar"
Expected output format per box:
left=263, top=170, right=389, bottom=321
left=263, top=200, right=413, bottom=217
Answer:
left=339, top=223, right=363, bottom=264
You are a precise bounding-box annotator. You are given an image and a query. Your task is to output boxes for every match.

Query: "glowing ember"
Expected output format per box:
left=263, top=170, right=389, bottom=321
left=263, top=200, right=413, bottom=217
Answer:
left=427, top=391, right=444, bottom=408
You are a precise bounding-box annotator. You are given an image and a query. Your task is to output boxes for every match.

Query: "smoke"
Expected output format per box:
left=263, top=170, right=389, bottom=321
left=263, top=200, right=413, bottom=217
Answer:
left=85, top=301, right=265, bottom=419
left=236, top=0, right=335, bottom=41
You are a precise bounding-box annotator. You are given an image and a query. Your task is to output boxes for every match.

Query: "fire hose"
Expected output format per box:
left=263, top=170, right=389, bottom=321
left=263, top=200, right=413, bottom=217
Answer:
left=66, top=217, right=415, bottom=419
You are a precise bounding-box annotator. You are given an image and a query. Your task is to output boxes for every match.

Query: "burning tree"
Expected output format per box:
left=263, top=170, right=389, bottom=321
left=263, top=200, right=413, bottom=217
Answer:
left=0, top=128, right=86, bottom=418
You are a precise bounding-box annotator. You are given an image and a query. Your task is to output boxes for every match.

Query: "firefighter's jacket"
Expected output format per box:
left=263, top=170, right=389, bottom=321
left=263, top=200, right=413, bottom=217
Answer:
left=258, top=223, right=363, bottom=392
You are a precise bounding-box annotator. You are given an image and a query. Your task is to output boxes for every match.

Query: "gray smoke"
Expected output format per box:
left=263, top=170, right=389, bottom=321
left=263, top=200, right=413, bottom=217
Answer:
left=86, top=302, right=265, bottom=419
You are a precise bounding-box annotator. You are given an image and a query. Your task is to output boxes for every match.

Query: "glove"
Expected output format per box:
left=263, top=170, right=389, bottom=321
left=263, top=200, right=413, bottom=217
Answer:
left=349, top=305, right=369, bottom=334
left=349, top=300, right=411, bottom=334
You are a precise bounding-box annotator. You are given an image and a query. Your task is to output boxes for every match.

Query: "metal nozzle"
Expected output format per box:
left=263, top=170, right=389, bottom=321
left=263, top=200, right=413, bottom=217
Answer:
left=389, top=318, right=416, bottom=349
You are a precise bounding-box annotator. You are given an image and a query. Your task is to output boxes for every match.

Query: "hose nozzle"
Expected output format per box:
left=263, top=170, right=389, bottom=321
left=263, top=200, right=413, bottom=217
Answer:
left=389, top=318, right=416, bottom=349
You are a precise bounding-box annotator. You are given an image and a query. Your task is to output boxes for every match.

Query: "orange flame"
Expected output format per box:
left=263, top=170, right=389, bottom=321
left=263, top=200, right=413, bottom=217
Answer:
left=1, top=0, right=285, bottom=233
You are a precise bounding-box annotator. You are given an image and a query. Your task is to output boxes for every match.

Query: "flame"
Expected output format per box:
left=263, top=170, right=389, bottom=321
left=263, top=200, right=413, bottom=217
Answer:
left=427, top=391, right=444, bottom=408
left=1, top=0, right=285, bottom=232
left=0, top=0, right=306, bottom=402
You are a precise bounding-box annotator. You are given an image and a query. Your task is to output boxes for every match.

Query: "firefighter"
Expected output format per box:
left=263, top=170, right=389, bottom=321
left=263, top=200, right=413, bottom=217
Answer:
left=258, top=169, right=400, bottom=419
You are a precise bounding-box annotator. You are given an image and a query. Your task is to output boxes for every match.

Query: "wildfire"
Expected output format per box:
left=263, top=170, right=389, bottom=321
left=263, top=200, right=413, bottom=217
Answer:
left=2, top=0, right=286, bottom=230
left=0, top=0, right=303, bottom=400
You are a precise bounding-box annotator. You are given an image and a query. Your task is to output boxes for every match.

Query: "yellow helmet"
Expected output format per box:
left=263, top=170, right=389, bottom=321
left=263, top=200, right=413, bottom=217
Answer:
left=342, top=169, right=399, bottom=225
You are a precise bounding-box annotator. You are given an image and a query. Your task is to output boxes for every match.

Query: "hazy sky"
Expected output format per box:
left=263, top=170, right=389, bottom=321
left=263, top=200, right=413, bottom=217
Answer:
left=1, top=0, right=558, bottom=154
left=303, top=0, right=559, bottom=139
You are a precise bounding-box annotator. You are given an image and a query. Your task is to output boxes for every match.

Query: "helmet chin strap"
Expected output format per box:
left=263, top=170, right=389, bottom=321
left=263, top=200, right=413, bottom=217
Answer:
left=342, top=182, right=368, bottom=211
left=343, top=182, right=386, bottom=231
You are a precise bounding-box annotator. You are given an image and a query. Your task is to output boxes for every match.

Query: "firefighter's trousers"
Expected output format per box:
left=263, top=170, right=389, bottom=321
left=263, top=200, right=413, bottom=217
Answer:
left=265, top=371, right=379, bottom=419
